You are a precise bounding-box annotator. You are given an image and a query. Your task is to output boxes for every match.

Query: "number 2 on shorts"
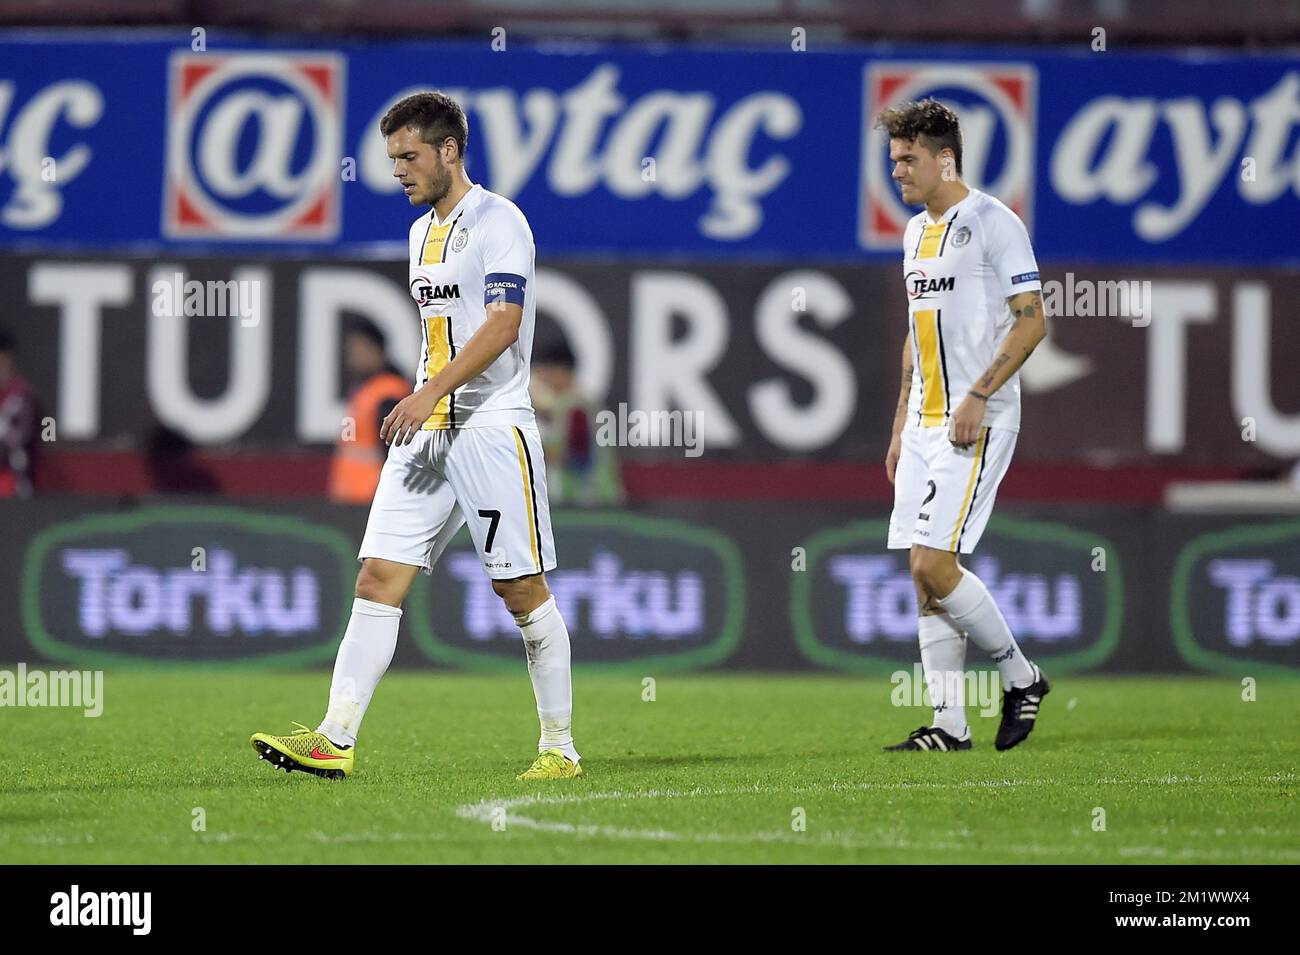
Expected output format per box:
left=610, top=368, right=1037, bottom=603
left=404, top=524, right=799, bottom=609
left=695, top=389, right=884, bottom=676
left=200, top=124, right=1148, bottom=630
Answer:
left=921, top=480, right=936, bottom=508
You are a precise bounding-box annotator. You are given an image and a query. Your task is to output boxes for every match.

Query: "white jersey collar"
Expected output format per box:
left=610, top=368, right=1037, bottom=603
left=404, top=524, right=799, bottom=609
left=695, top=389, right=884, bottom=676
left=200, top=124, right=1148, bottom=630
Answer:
left=924, top=187, right=977, bottom=226
left=432, top=182, right=481, bottom=227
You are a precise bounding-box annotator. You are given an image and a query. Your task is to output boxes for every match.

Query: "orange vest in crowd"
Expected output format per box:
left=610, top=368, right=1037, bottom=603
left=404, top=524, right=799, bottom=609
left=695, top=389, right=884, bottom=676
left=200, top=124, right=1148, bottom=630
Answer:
left=329, top=372, right=411, bottom=503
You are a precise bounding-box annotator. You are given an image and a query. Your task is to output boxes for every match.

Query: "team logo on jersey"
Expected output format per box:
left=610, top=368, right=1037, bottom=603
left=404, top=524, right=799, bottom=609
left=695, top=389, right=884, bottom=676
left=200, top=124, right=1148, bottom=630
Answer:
left=163, top=52, right=344, bottom=240
left=860, top=62, right=1037, bottom=250
left=951, top=225, right=971, bottom=247
left=451, top=228, right=469, bottom=252
left=905, top=269, right=954, bottom=299
left=410, top=277, right=461, bottom=307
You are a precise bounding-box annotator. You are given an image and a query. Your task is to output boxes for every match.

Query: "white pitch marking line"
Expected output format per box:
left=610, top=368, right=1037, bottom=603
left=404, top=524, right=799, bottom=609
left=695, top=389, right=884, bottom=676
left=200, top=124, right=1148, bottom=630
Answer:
left=458, top=773, right=1269, bottom=817
left=454, top=779, right=1300, bottom=859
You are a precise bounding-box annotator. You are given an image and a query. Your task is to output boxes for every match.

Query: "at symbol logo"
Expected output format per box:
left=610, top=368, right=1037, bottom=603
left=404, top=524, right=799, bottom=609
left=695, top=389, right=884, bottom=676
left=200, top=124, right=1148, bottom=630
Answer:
left=163, top=52, right=344, bottom=239
left=860, top=62, right=1037, bottom=250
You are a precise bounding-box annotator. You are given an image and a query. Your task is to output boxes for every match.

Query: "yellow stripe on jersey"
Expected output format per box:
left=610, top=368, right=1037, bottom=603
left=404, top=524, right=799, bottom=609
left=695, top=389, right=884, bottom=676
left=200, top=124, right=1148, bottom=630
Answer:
left=421, top=315, right=454, bottom=429
left=916, top=222, right=949, bottom=260
left=949, top=427, right=989, bottom=552
left=913, top=309, right=947, bottom=427
left=511, top=428, right=541, bottom=570
left=420, top=220, right=456, bottom=265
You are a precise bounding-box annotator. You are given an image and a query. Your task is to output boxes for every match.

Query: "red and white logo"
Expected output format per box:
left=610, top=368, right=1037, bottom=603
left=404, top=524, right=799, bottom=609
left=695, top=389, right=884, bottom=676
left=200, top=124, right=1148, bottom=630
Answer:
left=860, top=62, right=1037, bottom=250
left=163, top=52, right=344, bottom=240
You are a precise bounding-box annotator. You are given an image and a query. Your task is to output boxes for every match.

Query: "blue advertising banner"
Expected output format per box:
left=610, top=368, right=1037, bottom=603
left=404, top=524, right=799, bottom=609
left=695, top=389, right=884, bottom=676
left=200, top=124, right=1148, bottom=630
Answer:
left=0, top=32, right=1296, bottom=262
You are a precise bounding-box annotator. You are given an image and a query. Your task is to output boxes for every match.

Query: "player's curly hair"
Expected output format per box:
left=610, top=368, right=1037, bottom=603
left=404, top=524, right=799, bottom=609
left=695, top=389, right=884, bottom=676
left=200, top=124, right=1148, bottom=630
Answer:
left=875, top=98, right=963, bottom=176
left=380, top=91, right=468, bottom=161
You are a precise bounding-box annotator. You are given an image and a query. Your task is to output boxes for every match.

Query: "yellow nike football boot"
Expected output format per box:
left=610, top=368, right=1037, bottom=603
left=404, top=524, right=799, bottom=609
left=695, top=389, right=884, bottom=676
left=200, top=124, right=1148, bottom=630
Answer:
left=250, top=722, right=353, bottom=780
left=517, top=748, right=583, bottom=781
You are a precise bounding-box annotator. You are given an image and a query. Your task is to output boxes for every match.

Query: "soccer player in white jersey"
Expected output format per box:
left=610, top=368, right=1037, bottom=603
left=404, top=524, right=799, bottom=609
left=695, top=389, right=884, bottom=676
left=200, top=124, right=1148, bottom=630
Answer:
left=251, top=92, right=581, bottom=781
left=876, top=99, right=1051, bottom=752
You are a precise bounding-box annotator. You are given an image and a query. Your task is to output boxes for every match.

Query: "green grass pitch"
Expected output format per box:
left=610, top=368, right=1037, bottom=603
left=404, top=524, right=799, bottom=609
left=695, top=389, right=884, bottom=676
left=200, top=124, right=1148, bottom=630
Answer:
left=4, top=670, right=1297, bottom=864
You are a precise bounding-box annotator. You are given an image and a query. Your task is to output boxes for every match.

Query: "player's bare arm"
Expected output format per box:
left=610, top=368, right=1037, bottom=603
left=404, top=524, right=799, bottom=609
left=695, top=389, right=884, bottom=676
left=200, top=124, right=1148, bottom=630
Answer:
left=886, top=329, right=914, bottom=485
left=949, top=289, right=1048, bottom=449
left=381, top=302, right=525, bottom=446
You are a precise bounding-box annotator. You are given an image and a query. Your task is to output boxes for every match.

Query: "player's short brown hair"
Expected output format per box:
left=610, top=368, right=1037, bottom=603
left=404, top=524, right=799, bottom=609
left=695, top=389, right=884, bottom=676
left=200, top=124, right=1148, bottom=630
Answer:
left=875, top=98, right=963, bottom=177
left=380, top=91, right=468, bottom=161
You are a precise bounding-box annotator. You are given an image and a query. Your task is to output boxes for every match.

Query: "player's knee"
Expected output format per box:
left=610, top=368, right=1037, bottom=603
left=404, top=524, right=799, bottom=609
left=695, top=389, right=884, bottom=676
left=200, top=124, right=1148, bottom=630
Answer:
left=492, top=574, right=549, bottom=617
left=909, top=547, right=954, bottom=596
left=354, top=561, right=403, bottom=606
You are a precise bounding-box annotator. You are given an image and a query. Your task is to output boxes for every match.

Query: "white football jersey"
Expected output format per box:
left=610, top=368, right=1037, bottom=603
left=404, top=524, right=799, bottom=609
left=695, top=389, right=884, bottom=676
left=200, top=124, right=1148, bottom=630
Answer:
left=407, top=183, right=537, bottom=430
left=901, top=188, right=1041, bottom=433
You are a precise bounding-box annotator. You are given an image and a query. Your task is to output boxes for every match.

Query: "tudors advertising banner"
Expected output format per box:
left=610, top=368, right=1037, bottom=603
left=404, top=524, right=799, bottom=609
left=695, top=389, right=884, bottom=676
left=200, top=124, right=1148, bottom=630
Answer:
left=0, top=34, right=1297, bottom=262
left=5, top=254, right=1300, bottom=467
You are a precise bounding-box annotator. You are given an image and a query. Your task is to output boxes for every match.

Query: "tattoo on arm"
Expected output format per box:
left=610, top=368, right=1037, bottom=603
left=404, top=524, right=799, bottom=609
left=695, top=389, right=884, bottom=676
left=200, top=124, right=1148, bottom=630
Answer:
left=1011, top=291, right=1044, bottom=321
left=974, top=293, right=1047, bottom=395
left=978, top=354, right=1010, bottom=390
left=900, top=363, right=913, bottom=396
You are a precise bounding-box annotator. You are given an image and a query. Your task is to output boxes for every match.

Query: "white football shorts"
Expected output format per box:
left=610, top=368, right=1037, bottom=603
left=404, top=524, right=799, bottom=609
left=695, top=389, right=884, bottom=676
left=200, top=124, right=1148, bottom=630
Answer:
left=358, top=424, right=556, bottom=580
left=888, top=423, right=1017, bottom=555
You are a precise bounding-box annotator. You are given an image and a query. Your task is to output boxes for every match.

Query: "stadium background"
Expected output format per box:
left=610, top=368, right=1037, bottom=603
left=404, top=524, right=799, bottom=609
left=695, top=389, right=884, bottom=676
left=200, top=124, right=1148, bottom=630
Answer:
left=2, top=0, right=1299, bottom=681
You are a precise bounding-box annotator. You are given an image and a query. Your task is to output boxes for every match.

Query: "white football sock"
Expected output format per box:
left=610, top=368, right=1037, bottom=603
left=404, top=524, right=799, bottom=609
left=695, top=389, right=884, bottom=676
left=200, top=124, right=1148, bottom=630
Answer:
left=317, top=597, right=402, bottom=748
left=918, top=613, right=969, bottom=739
left=940, top=567, right=1036, bottom=690
left=514, top=596, right=579, bottom=763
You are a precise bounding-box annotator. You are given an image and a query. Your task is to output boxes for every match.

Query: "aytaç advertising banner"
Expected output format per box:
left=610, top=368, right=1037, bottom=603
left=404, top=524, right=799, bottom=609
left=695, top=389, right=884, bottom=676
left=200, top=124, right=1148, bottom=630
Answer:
left=0, top=35, right=1296, bottom=263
